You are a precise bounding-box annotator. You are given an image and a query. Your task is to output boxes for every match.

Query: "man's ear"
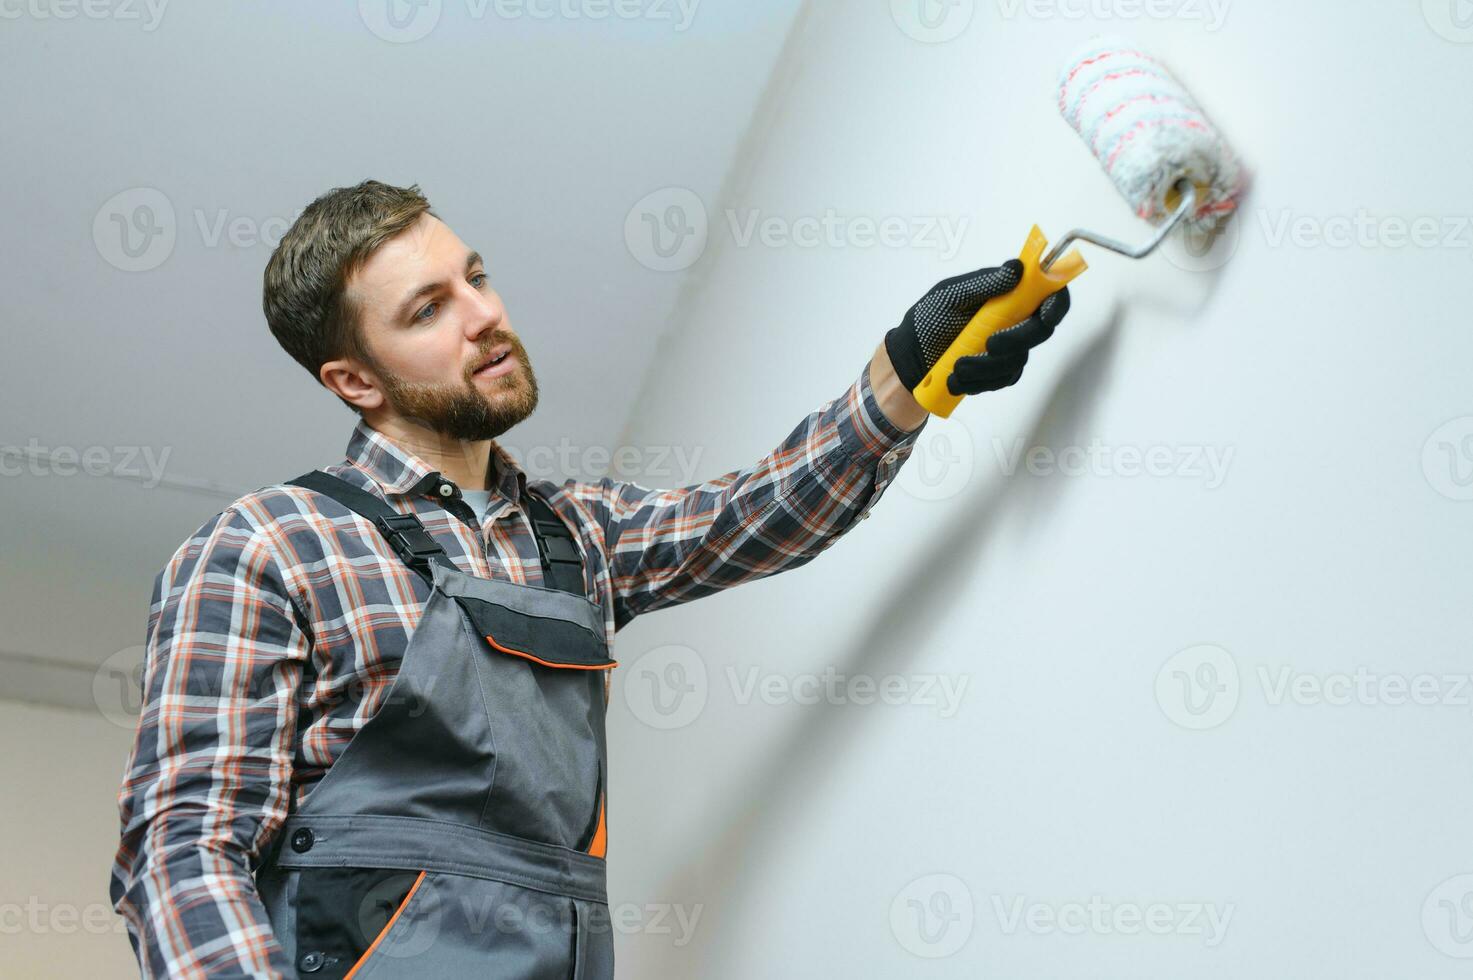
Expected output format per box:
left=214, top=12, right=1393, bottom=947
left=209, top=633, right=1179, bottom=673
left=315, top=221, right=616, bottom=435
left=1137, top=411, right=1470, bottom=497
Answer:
left=320, top=357, right=385, bottom=413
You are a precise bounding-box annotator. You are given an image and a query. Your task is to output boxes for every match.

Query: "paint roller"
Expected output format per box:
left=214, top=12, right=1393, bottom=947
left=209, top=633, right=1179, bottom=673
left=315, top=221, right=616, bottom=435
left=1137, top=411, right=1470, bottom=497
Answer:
left=914, top=35, right=1249, bottom=418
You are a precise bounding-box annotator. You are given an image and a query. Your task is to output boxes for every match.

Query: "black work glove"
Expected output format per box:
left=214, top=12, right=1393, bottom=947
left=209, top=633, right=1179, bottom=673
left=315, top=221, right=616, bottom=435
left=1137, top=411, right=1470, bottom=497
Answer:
left=884, top=259, right=1071, bottom=396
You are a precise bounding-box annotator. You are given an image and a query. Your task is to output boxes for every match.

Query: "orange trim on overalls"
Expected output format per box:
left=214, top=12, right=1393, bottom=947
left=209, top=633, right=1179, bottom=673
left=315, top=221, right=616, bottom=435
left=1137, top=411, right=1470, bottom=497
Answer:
left=343, top=869, right=427, bottom=979
left=587, top=790, right=607, bottom=859
left=484, top=633, right=619, bottom=671
left=480, top=630, right=612, bottom=859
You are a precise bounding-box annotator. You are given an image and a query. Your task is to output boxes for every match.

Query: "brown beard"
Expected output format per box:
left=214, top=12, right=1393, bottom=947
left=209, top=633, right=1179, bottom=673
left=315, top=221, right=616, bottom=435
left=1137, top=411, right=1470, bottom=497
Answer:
left=370, top=333, right=539, bottom=443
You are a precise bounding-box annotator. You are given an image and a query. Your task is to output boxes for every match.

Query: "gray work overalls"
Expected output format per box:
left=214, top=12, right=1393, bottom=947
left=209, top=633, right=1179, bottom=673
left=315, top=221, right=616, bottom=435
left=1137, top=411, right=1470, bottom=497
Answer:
left=254, top=470, right=617, bottom=979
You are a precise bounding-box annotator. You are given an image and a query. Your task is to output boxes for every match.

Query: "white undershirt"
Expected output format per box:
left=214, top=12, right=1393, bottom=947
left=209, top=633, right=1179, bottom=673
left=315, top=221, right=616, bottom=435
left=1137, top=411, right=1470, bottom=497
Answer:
left=460, top=488, right=497, bottom=528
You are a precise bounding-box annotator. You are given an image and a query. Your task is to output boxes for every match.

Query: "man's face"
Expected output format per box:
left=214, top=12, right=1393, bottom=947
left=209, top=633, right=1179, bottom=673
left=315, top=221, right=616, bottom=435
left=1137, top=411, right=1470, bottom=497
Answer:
left=343, top=212, right=538, bottom=442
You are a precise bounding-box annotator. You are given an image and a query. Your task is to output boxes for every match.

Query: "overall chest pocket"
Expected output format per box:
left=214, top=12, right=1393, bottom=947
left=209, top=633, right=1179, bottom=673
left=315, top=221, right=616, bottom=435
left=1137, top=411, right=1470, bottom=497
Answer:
left=453, top=591, right=615, bottom=853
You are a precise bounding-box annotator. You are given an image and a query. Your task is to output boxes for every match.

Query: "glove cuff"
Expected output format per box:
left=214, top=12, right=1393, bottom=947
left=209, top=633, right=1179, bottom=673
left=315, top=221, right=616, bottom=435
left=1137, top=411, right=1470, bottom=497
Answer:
left=884, top=323, right=930, bottom=393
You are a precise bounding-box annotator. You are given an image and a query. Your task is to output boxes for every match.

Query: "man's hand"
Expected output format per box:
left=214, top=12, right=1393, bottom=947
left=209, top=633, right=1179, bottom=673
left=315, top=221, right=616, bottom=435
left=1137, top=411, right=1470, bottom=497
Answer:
left=884, top=259, right=1071, bottom=398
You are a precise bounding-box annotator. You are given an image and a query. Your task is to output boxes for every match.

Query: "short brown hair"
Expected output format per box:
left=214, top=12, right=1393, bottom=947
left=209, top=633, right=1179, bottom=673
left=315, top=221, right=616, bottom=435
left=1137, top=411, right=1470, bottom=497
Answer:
left=263, top=179, right=435, bottom=414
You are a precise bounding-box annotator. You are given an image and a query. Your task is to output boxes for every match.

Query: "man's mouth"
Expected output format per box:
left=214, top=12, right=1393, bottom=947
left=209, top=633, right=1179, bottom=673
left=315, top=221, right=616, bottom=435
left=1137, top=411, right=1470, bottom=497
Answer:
left=473, top=345, right=514, bottom=377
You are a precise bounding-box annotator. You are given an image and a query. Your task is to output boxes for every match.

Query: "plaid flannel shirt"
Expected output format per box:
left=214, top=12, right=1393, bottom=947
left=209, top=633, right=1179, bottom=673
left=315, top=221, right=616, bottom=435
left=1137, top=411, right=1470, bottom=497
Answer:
left=109, top=359, right=925, bottom=977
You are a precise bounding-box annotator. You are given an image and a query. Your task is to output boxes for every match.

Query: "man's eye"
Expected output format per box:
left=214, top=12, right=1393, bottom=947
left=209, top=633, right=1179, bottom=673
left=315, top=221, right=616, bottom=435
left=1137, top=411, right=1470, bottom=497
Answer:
left=414, top=275, right=485, bottom=322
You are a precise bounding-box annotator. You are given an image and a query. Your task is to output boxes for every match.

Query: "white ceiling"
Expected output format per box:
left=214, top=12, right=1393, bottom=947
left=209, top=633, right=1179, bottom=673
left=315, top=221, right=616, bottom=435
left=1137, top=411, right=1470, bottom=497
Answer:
left=0, top=0, right=804, bottom=707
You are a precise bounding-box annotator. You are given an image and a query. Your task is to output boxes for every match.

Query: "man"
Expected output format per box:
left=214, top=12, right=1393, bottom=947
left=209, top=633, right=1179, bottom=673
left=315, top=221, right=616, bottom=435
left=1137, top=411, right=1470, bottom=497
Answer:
left=109, top=179, right=1068, bottom=978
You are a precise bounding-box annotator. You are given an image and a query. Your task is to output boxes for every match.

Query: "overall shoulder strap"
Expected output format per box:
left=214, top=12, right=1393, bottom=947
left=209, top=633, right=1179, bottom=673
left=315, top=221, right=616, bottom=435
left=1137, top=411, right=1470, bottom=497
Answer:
left=286, top=470, right=455, bottom=585
left=524, top=488, right=586, bottom=597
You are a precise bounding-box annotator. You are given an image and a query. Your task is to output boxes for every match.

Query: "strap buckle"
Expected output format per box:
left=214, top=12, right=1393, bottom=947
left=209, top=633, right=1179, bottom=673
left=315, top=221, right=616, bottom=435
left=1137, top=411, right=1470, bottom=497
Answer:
left=533, top=520, right=582, bottom=566
left=374, top=512, right=444, bottom=573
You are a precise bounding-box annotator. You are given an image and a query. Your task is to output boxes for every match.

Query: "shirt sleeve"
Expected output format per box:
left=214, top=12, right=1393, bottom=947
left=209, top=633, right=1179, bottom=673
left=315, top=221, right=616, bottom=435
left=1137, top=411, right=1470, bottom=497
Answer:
left=109, top=504, right=310, bottom=979
left=562, top=358, right=928, bottom=631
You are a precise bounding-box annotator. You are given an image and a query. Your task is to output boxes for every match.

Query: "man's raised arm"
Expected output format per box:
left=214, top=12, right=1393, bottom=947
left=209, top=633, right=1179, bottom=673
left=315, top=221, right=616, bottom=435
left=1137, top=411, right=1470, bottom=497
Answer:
left=555, top=348, right=927, bottom=632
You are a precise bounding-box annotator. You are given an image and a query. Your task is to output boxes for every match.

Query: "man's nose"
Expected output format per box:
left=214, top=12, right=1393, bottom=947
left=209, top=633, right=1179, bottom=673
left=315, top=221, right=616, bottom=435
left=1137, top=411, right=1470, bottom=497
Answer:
left=465, top=285, right=505, bottom=336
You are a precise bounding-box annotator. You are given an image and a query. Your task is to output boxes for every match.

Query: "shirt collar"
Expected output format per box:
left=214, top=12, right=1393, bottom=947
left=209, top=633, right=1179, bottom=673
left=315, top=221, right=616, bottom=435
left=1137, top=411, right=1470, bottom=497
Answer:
left=344, top=417, right=526, bottom=503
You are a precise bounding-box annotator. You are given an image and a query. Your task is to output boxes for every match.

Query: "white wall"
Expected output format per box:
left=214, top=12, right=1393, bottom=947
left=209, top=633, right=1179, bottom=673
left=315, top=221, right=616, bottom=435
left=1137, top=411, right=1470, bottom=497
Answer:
left=603, top=2, right=1473, bottom=977
left=0, top=702, right=140, bottom=978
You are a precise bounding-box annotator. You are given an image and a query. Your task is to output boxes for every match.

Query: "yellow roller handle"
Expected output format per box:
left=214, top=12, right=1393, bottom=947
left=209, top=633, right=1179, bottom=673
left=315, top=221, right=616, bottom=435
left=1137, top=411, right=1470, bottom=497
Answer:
left=914, top=225, right=1088, bottom=418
